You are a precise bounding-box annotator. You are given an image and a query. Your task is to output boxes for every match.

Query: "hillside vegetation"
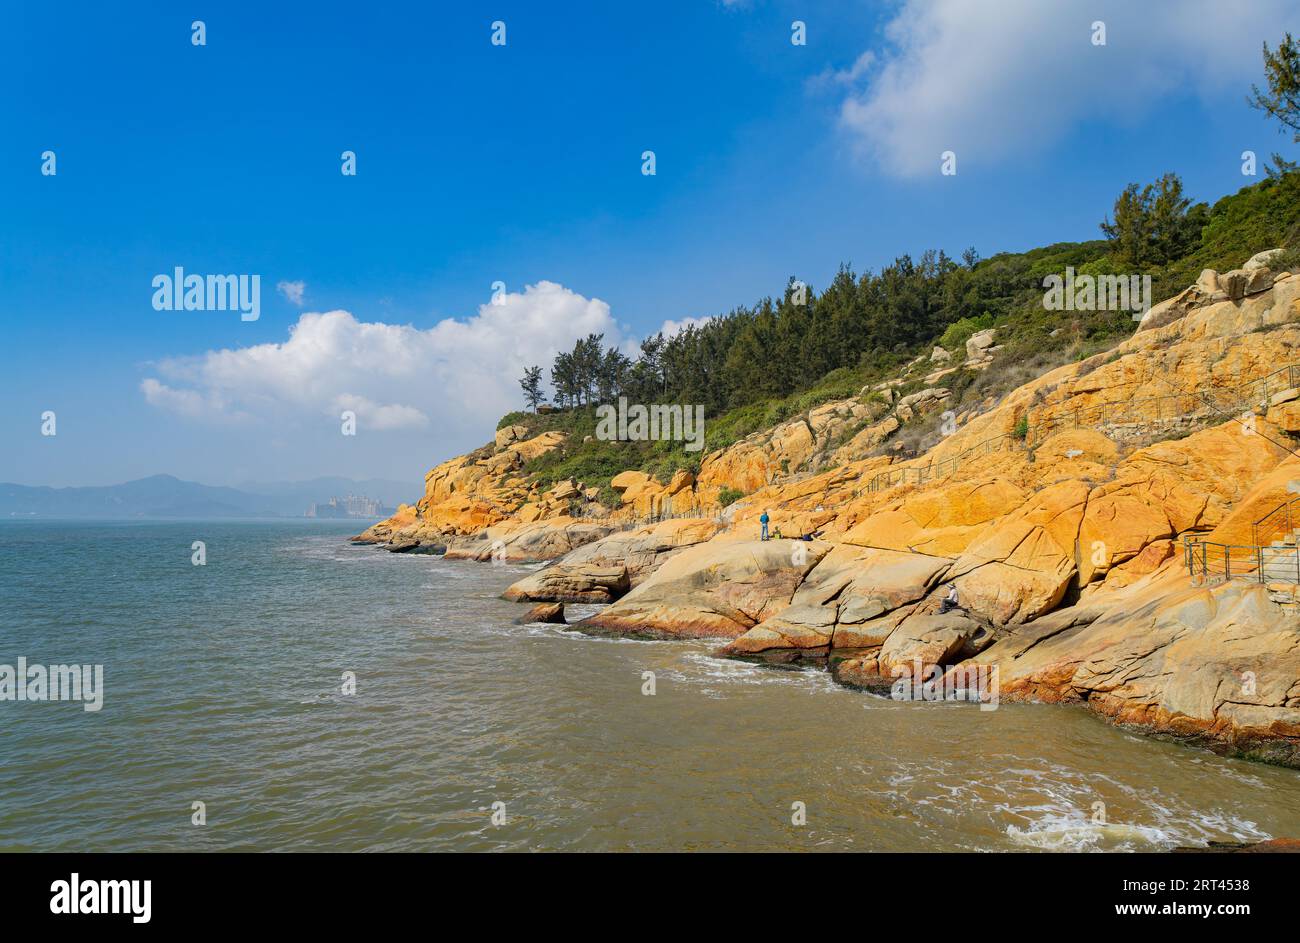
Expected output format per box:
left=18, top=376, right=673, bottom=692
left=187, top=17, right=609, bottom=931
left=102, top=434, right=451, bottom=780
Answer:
left=503, top=172, right=1300, bottom=494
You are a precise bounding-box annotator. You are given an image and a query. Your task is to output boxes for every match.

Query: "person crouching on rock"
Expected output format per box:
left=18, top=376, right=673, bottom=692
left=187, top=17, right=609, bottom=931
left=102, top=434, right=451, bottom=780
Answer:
left=760, top=510, right=770, bottom=541
left=939, top=582, right=961, bottom=614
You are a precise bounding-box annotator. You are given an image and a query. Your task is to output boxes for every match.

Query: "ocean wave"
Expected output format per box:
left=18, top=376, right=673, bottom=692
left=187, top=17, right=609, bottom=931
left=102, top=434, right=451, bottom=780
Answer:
left=1005, top=815, right=1171, bottom=852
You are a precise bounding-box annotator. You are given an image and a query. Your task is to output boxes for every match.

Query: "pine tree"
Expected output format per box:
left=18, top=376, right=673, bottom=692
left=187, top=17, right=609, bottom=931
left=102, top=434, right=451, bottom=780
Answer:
left=1249, top=33, right=1300, bottom=176
left=550, top=352, right=576, bottom=408
left=597, top=348, right=631, bottom=403
left=1100, top=183, right=1152, bottom=267
left=519, top=365, right=544, bottom=412
left=1101, top=174, right=1205, bottom=267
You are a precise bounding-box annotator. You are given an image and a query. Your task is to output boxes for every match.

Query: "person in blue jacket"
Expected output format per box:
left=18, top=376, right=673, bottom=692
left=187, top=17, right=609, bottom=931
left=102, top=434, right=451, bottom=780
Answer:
left=759, top=510, right=770, bottom=541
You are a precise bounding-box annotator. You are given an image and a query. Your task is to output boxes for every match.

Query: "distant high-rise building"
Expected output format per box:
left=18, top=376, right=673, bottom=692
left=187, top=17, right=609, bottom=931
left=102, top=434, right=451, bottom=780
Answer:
left=306, top=494, right=395, bottom=519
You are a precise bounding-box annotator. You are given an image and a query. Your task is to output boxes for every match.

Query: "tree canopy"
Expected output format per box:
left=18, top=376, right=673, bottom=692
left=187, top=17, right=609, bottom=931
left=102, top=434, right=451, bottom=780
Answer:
left=1249, top=32, right=1300, bottom=176
left=1100, top=173, right=1207, bottom=268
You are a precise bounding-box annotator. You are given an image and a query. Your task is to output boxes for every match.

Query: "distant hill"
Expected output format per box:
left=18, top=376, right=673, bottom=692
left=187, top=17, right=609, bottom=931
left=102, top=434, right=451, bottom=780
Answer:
left=0, top=474, right=421, bottom=520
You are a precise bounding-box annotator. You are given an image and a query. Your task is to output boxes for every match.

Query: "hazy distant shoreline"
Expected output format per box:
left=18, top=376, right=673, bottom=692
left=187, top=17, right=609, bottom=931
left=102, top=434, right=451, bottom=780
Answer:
left=0, top=473, right=418, bottom=521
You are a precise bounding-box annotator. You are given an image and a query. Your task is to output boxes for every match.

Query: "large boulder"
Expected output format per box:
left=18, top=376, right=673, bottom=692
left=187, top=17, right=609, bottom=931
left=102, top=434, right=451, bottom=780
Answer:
left=610, top=470, right=653, bottom=492
left=504, top=517, right=724, bottom=603
left=577, top=537, right=831, bottom=639
left=894, top=387, right=951, bottom=423
left=720, top=545, right=952, bottom=655
left=965, top=328, right=997, bottom=360
left=829, top=415, right=901, bottom=464
left=1215, top=261, right=1278, bottom=302
left=722, top=600, right=839, bottom=655
left=1246, top=266, right=1276, bottom=295
left=549, top=479, right=581, bottom=502
left=445, top=519, right=613, bottom=563
left=945, top=480, right=1085, bottom=623
left=1244, top=248, right=1285, bottom=272
left=876, top=612, right=991, bottom=677
left=503, top=564, right=630, bottom=603
left=665, top=469, right=695, bottom=495
left=515, top=602, right=566, bottom=624
left=382, top=537, right=422, bottom=553
left=495, top=424, right=529, bottom=449
left=1218, top=269, right=1249, bottom=302
left=974, top=571, right=1300, bottom=766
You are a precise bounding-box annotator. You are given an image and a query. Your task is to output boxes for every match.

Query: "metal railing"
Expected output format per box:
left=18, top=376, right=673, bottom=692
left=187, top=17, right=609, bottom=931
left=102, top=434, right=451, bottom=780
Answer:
left=857, top=361, right=1300, bottom=500
left=1184, top=536, right=1300, bottom=586
left=1028, top=392, right=1205, bottom=446
left=1031, top=363, right=1300, bottom=447
left=605, top=507, right=724, bottom=530
left=860, top=432, right=1021, bottom=494
left=1254, top=495, right=1300, bottom=549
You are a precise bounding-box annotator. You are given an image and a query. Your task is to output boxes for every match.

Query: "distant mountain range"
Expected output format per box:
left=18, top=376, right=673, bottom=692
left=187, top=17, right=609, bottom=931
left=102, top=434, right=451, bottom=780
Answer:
left=0, top=474, right=420, bottom=520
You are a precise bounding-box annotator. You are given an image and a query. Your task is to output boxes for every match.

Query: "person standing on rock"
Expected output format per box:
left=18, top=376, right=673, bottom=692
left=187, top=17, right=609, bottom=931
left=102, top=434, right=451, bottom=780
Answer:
left=760, top=510, right=770, bottom=541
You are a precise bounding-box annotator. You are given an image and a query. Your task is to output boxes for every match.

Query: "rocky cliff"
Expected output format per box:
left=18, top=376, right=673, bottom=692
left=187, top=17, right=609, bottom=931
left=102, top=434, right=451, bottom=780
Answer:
left=359, top=252, right=1300, bottom=766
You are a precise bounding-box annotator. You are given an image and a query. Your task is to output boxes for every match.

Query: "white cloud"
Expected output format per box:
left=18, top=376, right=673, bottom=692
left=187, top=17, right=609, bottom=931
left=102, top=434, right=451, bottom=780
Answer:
left=809, top=50, right=875, bottom=91
left=332, top=394, right=430, bottom=431
left=837, top=0, right=1300, bottom=177
left=277, top=280, right=306, bottom=306
left=659, top=315, right=713, bottom=338
left=141, top=281, right=626, bottom=435
left=140, top=378, right=229, bottom=421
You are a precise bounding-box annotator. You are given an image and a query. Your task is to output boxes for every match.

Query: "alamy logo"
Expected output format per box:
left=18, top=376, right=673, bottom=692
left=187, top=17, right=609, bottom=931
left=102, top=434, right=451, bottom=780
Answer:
left=50, top=873, right=151, bottom=924
left=1042, top=267, right=1153, bottom=319
left=152, top=267, right=261, bottom=321
left=594, top=397, right=705, bottom=452
left=890, top=658, right=999, bottom=712
left=0, top=657, right=103, bottom=712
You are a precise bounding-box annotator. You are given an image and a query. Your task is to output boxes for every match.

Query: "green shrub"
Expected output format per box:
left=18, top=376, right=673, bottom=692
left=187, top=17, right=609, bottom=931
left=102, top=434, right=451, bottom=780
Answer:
left=717, top=487, right=745, bottom=507
left=939, top=314, right=995, bottom=352
left=496, top=411, right=530, bottom=430
left=1274, top=242, right=1300, bottom=270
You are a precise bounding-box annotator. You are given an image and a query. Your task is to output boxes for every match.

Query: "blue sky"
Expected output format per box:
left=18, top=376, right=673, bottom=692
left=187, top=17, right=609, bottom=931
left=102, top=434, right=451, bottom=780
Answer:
left=2, top=0, right=1297, bottom=487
